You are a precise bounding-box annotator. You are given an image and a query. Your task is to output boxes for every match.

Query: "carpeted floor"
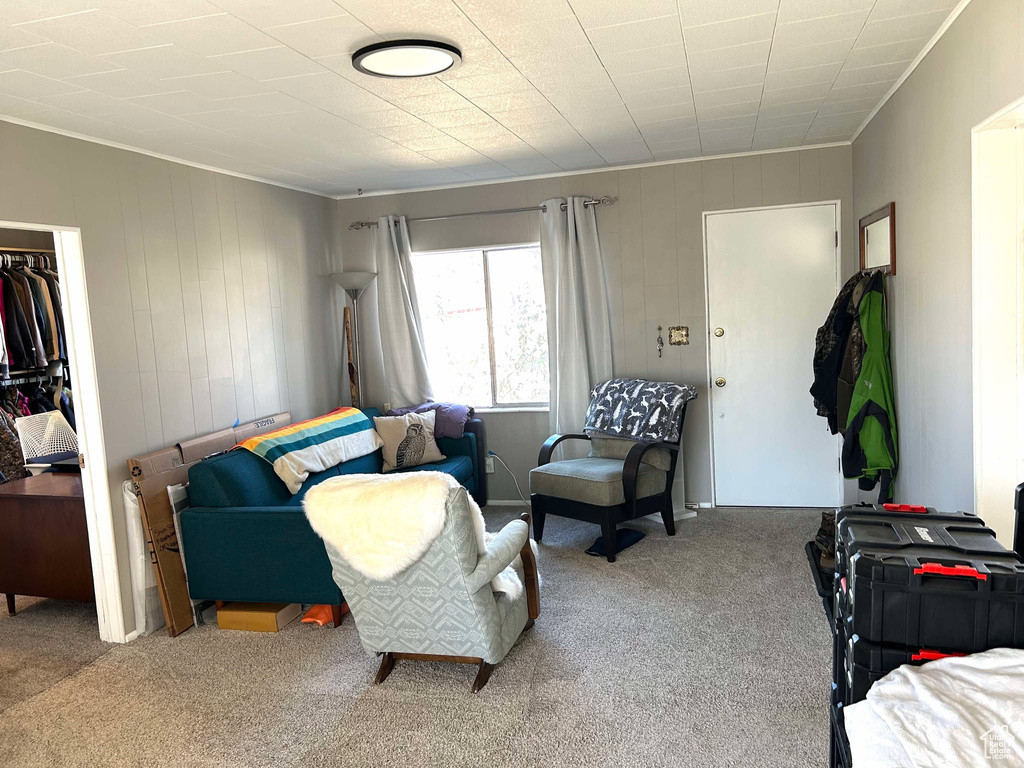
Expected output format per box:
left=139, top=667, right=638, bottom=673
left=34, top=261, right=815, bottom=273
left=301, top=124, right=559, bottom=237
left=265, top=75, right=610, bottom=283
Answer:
left=0, top=507, right=831, bottom=767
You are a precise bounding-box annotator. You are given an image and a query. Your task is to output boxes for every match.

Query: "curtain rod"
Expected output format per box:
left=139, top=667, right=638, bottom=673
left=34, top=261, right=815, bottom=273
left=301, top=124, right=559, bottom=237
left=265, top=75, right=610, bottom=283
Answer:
left=347, top=196, right=618, bottom=230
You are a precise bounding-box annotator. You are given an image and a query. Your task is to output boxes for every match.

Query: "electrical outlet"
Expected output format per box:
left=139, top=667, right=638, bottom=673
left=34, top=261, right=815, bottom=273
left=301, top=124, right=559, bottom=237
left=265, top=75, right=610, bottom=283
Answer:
left=383, top=402, right=391, bottom=412
left=485, top=456, right=495, bottom=474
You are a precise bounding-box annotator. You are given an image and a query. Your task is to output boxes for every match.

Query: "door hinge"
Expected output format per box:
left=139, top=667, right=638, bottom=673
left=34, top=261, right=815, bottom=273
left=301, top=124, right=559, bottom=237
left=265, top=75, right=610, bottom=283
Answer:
left=835, top=231, right=838, bottom=248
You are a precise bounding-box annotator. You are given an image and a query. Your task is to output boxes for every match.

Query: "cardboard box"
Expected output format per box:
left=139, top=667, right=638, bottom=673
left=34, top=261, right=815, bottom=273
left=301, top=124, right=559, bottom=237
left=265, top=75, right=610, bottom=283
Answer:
left=217, top=602, right=302, bottom=632
left=127, top=412, right=291, bottom=637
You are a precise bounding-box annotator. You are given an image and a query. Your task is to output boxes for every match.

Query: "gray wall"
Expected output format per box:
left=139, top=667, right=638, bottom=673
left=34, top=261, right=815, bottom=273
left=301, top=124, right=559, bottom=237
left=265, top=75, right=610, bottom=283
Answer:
left=0, top=120, right=342, bottom=636
left=852, top=0, right=1024, bottom=513
left=335, top=145, right=855, bottom=502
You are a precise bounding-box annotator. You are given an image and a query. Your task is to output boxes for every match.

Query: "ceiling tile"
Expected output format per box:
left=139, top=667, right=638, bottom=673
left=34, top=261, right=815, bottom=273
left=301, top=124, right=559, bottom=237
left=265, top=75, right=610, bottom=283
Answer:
left=680, top=0, right=779, bottom=28
left=568, top=0, right=678, bottom=29
left=683, top=13, right=776, bottom=53
left=763, top=62, right=841, bottom=91
left=815, top=96, right=878, bottom=116
left=104, top=44, right=223, bottom=79
left=688, top=41, right=772, bottom=76
left=693, top=83, right=764, bottom=109
left=621, top=85, right=693, bottom=110
left=421, top=107, right=493, bottom=129
left=142, top=13, right=279, bottom=57
left=0, top=26, right=55, bottom=54
left=600, top=42, right=688, bottom=75
left=14, top=10, right=162, bottom=56
left=756, top=97, right=822, bottom=118
left=587, top=17, right=682, bottom=55
left=761, top=80, right=833, bottom=107
left=768, top=39, right=855, bottom=72
left=855, top=9, right=951, bottom=48
left=869, top=0, right=958, bottom=22
left=445, top=70, right=536, bottom=99
left=0, top=43, right=120, bottom=79
left=485, top=16, right=591, bottom=57
left=700, top=112, right=758, bottom=132
left=210, top=46, right=323, bottom=81
left=755, top=110, right=816, bottom=129
left=822, top=79, right=894, bottom=104
left=263, top=14, right=379, bottom=58
left=690, top=64, right=766, bottom=94
left=832, top=61, right=911, bottom=90
left=126, top=90, right=218, bottom=115
left=630, top=103, right=698, bottom=124
left=179, top=108, right=257, bottom=131
left=0, top=1, right=99, bottom=26
left=0, top=92, right=51, bottom=117
left=67, top=68, right=178, bottom=98
left=471, top=90, right=551, bottom=113
left=98, top=0, right=223, bottom=26
left=216, top=90, right=322, bottom=116
left=696, top=100, right=760, bottom=121
left=264, top=72, right=392, bottom=114
left=0, top=69, right=83, bottom=99
left=159, top=71, right=271, bottom=100
left=611, top=66, right=690, bottom=95
left=845, top=38, right=926, bottom=69
left=776, top=0, right=874, bottom=25
left=774, top=10, right=872, bottom=49
left=207, top=0, right=351, bottom=29
left=699, top=125, right=754, bottom=151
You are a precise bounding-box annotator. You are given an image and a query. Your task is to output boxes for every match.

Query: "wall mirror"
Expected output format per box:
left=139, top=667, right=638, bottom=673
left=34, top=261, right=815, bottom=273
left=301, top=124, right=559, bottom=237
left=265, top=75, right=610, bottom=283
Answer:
left=859, top=202, right=896, bottom=275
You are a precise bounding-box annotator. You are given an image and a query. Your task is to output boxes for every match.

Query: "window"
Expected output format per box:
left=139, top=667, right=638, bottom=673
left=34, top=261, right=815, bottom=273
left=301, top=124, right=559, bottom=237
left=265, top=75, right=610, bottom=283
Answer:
left=411, top=244, right=549, bottom=408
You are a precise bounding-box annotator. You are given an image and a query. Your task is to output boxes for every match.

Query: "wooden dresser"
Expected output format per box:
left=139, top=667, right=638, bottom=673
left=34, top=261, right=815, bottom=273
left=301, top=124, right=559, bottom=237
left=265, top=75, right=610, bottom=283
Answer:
left=0, top=473, right=94, bottom=615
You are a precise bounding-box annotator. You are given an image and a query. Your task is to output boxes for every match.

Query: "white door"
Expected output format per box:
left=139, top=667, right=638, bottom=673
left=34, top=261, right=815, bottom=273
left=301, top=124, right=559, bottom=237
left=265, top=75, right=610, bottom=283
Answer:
left=706, top=204, right=841, bottom=507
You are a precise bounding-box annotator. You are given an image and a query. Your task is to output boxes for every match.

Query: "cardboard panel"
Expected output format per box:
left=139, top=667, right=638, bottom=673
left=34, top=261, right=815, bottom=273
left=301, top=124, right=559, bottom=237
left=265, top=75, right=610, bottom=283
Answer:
left=127, top=411, right=291, bottom=637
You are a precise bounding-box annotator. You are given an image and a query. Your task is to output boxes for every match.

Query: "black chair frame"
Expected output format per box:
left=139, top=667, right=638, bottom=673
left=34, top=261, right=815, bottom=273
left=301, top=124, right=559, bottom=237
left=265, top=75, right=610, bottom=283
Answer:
left=530, top=402, right=689, bottom=562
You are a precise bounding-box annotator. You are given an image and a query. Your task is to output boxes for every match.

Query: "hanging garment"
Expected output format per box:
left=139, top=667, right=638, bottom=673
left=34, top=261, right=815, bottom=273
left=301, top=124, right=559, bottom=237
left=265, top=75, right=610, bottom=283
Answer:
left=0, top=412, right=26, bottom=483
left=841, top=271, right=898, bottom=502
left=810, top=271, right=872, bottom=434
left=2, top=273, right=34, bottom=369
left=59, top=389, right=75, bottom=431
left=9, top=273, right=46, bottom=367
left=39, top=270, right=67, bottom=362
left=0, top=277, right=7, bottom=379
left=22, top=269, right=57, bottom=361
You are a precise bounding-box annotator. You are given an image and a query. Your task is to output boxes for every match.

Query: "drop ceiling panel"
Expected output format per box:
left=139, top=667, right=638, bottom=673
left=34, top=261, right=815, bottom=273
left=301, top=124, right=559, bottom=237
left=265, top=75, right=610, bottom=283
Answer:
left=0, top=0, right=963, bottom=194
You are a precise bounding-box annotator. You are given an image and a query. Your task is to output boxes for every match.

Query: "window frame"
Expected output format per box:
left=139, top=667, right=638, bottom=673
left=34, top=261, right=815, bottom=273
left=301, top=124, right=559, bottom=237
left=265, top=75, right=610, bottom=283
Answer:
left=412, top=241, right=549, bottom=411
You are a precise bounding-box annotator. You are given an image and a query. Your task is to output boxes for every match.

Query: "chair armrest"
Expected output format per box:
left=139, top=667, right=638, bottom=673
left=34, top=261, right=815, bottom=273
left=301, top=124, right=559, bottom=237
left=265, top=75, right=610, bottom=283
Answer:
left=622, top=441, right=680, bottom=514
left=538, top=433, right=590, bottom=465
left=517, top=513, right=540, bottom=619
left=465, top=518, right=529, bottom=593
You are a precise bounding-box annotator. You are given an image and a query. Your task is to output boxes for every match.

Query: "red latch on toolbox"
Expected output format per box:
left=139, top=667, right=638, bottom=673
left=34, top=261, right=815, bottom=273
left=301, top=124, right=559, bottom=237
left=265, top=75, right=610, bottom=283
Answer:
left=883, top=503, right=928, bottom=513
left=912, top=649, right=968, bottom=661
left=913, top=563, right=988, bottom=580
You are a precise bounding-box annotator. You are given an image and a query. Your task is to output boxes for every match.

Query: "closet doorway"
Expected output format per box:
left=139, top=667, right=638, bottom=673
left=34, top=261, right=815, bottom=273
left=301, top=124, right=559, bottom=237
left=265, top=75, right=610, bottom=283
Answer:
left=0, top=221, right=123, bottom=643
left=704, top=202, right=843, bottom=508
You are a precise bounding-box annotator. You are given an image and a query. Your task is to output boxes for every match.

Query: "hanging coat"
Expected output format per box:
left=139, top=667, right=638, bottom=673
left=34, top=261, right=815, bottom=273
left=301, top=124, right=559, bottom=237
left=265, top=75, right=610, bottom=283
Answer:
left=840, top=271, right=898, bottom=502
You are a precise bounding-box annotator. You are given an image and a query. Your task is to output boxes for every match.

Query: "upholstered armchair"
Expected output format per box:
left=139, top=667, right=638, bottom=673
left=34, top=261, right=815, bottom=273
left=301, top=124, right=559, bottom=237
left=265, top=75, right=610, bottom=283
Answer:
left=319, top=484, right=540, bottom=693
left=530, top=378, right=696, bottom=562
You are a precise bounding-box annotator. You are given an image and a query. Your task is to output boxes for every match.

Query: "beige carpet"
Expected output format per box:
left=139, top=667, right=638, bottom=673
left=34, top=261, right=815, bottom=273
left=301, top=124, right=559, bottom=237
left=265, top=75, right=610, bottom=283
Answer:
left=0, top=506, right=830, bottom=767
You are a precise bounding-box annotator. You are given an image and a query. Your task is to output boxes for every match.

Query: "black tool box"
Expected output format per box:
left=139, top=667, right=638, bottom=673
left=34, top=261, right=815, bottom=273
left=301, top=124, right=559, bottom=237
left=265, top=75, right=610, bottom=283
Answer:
left=829, top=688, right=853, bottom=768
left=842, top=517, right=1024, bottom=651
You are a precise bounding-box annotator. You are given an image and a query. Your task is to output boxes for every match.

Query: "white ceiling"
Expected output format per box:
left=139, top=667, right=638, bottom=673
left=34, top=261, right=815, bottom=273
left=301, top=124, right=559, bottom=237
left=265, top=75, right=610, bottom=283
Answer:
left=0, top=0, right=961, bottom=196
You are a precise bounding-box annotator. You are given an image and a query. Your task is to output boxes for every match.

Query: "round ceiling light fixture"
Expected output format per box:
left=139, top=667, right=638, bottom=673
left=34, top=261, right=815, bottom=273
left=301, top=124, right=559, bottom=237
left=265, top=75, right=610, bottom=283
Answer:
left=352, top=40, right=462, bottom=78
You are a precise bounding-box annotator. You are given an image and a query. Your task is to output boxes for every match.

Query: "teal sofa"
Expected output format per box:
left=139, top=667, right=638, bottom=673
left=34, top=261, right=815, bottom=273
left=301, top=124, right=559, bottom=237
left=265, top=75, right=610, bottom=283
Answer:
left=179, top=408, right=486, bottom=610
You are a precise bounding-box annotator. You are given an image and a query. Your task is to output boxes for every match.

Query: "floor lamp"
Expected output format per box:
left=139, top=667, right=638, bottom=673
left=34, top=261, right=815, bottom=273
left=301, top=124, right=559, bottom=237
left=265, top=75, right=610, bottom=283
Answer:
left=330, top=271, right=376, bottom=409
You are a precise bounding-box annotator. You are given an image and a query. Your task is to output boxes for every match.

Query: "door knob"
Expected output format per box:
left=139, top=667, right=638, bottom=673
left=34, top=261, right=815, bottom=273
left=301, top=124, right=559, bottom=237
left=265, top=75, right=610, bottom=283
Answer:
left=715, top=377, right=726, bottom=387
left=714, top=327, right=724, bottom=337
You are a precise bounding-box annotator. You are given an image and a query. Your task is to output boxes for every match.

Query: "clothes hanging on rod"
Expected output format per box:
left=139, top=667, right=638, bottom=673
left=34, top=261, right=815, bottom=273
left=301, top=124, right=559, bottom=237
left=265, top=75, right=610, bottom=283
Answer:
left=0, top=251, right=67, bottom=377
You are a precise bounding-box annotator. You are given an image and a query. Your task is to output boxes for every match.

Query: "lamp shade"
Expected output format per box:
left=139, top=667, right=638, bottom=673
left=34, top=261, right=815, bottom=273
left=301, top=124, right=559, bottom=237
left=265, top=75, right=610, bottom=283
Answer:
left=330, top=271, right=376, bottom=295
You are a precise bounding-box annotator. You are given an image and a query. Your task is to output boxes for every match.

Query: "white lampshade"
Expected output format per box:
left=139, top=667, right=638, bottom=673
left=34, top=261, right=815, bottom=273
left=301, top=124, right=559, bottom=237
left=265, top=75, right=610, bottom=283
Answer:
left=330, top=271, right=376, bottom=300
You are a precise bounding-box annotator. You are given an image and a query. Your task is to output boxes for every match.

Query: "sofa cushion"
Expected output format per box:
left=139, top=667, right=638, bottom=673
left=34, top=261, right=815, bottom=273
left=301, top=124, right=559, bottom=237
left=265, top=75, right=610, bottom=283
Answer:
left=394, top=455, right=473, bottom=484
left=529, top=458, right=666, bottom=507
left=189, top=448, right=384, bottom=507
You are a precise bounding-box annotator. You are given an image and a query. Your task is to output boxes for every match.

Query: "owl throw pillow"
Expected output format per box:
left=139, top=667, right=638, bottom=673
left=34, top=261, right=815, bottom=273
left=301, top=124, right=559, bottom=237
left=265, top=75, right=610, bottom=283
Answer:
left=373, top=410, right=446, bottom=472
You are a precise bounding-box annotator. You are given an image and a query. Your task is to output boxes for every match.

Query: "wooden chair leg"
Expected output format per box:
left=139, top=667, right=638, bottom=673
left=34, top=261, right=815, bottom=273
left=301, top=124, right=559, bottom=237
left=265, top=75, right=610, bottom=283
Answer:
left=471, top=661, right=494, bottom=693
left=5, top=593, right=15, bottom=616
left=661, top=505, right=676, bottom=536
left=531, top=499, right=546, bottom=541
left=602, top=518, right=618, bottom=563
left=374, top=652, right=396, bottom=685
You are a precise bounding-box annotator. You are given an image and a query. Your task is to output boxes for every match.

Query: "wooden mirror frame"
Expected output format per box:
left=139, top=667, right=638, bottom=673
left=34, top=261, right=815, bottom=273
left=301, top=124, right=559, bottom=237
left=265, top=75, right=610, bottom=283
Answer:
left=859, top=202, right=896, bottom=275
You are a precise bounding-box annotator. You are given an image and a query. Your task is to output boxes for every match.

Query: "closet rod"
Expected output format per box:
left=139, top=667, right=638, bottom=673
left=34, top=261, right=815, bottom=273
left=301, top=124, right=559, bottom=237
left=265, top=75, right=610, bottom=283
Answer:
left=347, top=195, right=618, bottom=230
left=0, top=247, right=56, bottom=253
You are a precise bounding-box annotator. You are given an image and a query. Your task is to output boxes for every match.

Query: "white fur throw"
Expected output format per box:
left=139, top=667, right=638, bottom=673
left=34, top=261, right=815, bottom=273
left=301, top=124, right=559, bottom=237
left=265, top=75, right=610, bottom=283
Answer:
left=303, top=471, right=530, bottom=598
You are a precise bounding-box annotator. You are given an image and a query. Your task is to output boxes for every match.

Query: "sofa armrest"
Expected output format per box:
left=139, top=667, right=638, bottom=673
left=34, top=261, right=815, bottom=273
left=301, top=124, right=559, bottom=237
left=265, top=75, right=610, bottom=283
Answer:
left=464, top=418, right=486, bottom=506
left=465, top=518, right=529, bottom=593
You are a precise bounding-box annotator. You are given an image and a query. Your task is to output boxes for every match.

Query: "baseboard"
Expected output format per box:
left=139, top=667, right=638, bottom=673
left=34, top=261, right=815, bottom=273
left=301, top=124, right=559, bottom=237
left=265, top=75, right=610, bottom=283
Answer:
left=484, top=499, right=528, bottom=507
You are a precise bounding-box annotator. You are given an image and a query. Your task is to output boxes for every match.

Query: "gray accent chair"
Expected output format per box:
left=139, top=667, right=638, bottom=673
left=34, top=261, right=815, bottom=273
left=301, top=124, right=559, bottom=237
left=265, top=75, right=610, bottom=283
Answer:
left=321, top=484, right=540, bottom=693
left=529, top=400, right=691, bottom=563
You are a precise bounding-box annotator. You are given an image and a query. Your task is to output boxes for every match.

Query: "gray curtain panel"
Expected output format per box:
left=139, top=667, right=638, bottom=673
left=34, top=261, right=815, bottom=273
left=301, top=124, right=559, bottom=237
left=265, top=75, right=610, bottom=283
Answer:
left=374, top=215, right=433, bottom=408
left=540, top=197, right=613, bottom=447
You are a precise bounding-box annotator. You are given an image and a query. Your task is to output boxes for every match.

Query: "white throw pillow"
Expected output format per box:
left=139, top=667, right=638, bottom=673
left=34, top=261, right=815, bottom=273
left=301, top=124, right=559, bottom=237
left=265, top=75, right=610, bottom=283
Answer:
left=373, top=411, right=446, bottom=472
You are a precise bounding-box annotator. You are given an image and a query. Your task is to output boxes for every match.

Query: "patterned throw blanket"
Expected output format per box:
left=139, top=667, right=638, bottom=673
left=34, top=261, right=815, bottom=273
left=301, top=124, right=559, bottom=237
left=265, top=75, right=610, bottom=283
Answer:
left=237, top=407, right=383, bottom=494
left=584, top=378, right=697, bottom=443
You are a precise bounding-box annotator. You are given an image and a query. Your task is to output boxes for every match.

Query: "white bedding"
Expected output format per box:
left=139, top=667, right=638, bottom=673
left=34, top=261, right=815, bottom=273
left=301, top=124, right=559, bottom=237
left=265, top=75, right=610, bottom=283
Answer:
left=843, top=648, right=1024, bottom=767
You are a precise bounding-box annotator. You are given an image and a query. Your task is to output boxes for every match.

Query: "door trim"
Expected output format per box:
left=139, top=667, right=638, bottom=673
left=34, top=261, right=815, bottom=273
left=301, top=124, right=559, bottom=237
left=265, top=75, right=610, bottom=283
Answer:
left=701, top=201, right=843, bottom=508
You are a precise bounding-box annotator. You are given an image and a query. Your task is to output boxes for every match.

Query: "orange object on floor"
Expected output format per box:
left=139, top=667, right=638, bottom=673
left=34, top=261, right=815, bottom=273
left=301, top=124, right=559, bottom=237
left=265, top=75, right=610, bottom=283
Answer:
left=301, top=603, right=348, bottom=627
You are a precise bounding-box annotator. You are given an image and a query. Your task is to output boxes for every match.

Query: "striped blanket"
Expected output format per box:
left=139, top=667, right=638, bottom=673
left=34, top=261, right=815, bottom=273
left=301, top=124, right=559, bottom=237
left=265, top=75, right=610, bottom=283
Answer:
left=237, top=407, right=383, bottom=494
